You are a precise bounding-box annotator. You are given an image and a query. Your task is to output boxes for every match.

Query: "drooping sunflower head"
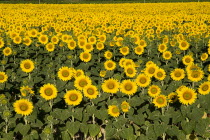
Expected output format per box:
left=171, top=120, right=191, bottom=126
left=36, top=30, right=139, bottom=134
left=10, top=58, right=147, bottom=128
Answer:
left=83, top=85, right=99, bottom=99
left=182, top=55, right=194, bottom=65
left=179, top=40, right=190, bottom=51
left=20, top=59, right=35, bottom=73
left=154, top=68, right=166, bottom=81
left=20, top=86, right=34, bottom=97
left=13, top=99, right=33, bottom=116
left=58, top=66, right=73, bottom=81
left=40, top=83, right=58, bottom=100
left=80, top=51, right=92, bottom=63
left=162, top=51, right=172, bottom=60
left=104, top=51, right=113, bottom=60
left=167, top=92, right=178, bottom=103
left=170, top=68, right=185, bottom=81
left=124, top=66, right=137, bottom=78
left=0, top=72, right=8, bottom=83
left=134, top=46, right=144, bottom=55
left=120, top=80, right=137, bottom=96
left=45, top=43, right=55, bottom=52
left=198, top=81, right=210, bottom=95
left=148, top=85, right=161, bottom=98
left=119, top=46, right=129, bottom=56
left=178, top=87, right=197, bottom=105
left=102, top=78, right=119, bottom=94
left=3, top=47, right=12, bottom=56
left=74, top=75, right=92, bottom=91
left=104, top=60, right=116, bottom=71
left=135, top=73, right=151, bottom=87
left=108, top=105, right=120, bottom=117
left=153, top=95, right=167, bottom=108
left=64, top=90, right=83, bottom=106
left=121, top=101, right=130, bottom=113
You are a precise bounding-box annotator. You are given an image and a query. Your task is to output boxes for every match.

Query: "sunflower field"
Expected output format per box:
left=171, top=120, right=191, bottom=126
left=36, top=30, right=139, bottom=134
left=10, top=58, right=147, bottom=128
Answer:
left=0, top=2, right=210, bottom=140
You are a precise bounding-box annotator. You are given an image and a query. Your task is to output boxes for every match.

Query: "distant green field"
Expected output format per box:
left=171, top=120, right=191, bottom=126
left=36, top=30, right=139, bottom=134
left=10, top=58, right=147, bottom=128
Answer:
left=0, top=0, right=210, bottom=4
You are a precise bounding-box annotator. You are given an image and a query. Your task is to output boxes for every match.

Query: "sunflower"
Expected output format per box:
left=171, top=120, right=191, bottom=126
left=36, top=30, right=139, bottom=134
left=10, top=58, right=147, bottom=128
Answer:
left=29, top=29, right=38, bottom=38
left=120, top=80, right=137, bottom=95
left=73, top=69, right=84, bottom=78
left=108, top=105, right=120, bottom=117
left=198, top=81, right=210, bottom=95
left=102, top=78, right=119, bottom=94
left=121, top=101, right=130, bottom=113
left=123, top=59, right=135, bottom=68
left=135, top=74, right=150, bottom=87
left=144, top=63, right=158, bottom=77
left=23, top=37, right=32, bottom=46
left=187, top=70, right=204, bottom=82
left=13, top=99, right=33, bottom=116
left=153, top=95, right=167, bottom=108
left=51, top=36, right=59, bottom=44
left=104, top=60, right=116, bottom=71
left=124, top=66, right=136, bottom=78
left=162, top=51, right=172, bottom=60
left=104, top=51, right=112, bottom=59
left=58, top=67, right=73, bottom=81
left=45, top=43, right=55, bottom=52
left=40, top=83, right=58, bottom=100
left=176, top=85, right=187, bottom=94
left=148, top=85, right=161, bottom=98
left=158, top=43, right=167, bottom=53
left=134, top=46, right=144, bottom=55
left=170, top=40, right=176, bottom=47
left=200, top=53, right=208, bottom=61
left=13, top=36, right=22, bottom=44
left=182, top=55, right=194, bottom=65
left=88, top=36, right=97, bottom=44
left=154, top=68, right=166, bottom=81
left=98, top=34, right=106, bottom=43
left=186, top=63, right=201, bottom=73
left=80, top=52, right=92, bottom=62
left=38, top=35, right=48, bottom=45
left=74, top=75, right=92, bottom=90
left=178, top=87, right=197, bottom=105
left=119, top=58, right=127, bottom=68
left=83, top=85, right=99, bottom=99
left=0, top=39, right=5, bottom=48
left=170, top=68, right=185, bottom=81
left=3, top=47, right=12, bottom=56
left=64, top=90, right=83, bottom=106
left=119, top=46, right=129, bottom=56
left=99, top=70, right=106, bottom=77
left=179, top=40, right=190, bottom=51
left=20, top=59, right=35, bottom=73
left=96, top=42, right=104, bottom=50
left=20, top=86, right=34, bottom=96
left=168, top=92, right=178, bottom=103
left=0, top=72, right=8, bottom=83
left=139, top=39, right=147, bottom=47
left=83, top=43, right=94, bottom=52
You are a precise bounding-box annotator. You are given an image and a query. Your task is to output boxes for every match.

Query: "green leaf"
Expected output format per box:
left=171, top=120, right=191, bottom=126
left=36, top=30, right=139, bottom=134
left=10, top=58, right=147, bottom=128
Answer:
left=19, top=124, right=30, bottom=136
left=88, top=124, right=100, bottom=137
left=73, top=108, right=83, bottom=121
left=153, top=121, right=167, bottom=137
left=2, top=132, right=14, bottom=140
left=30, top=130, right=39, bottom=139
left=113, top=117, right=128, bottom=129
left=95, top=109, right=108, bottom=121
left=61, top=131, right=71, bottom=140
left=181, top=120, right=195, bottom=134
left=195, top=119, right=207, bottom=136
left=31, top=119, right=43, bottom=128
left=128, top=114, right=145, bottom=125
left=177, top=130, right=186, bottom=140
left=60, top=109, right=72, bottom=121
left=80, top=123, right=89, bottom=136
left=66, top=121, right=80, bottom=137
left=118, top=126, right=135, bottom=140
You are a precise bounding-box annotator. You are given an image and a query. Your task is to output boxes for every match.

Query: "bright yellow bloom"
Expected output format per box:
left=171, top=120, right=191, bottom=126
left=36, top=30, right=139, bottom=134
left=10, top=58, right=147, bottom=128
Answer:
left=121, top=101, right=130, bottom=113
left=74, top=75, right=92, bottom=90
left=83, top=85, right=99, bottom=99
left=14, top=99, right=33, bottom=116
left=108, top=105, right=120, bottom=117
left=102, top=78, right=120, bottom=94
left=57, top=67, right=73, bottom=81
left=0, top=72, right=8, bottom=83
left=39, top=83, right=58, bottom=100
left=178, top=87, right=197, bottom=105
left=20, top=59, right=35, bottom=73
left=120, top=80, right=137, bottom=95
left=64, top=90, right=83, bottom=106
left=153, top=95, right=167, bottom=108
left=148, top=85, right=161, bottom=98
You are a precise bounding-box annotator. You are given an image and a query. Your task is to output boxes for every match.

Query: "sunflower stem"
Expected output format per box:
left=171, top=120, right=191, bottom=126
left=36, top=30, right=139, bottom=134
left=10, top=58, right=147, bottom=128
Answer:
left=5, top=118, right=8, bottom=133
left=49, top=100, right=53, bottom=111
left=162, top=133, right=166, bottom=140
left=24, top=116, right=28, bottom=125
left=161, top=107, right=165, bottom=116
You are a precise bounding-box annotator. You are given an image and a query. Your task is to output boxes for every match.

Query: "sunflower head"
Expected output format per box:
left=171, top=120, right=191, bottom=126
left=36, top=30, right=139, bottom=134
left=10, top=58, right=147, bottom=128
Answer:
left=80, top=51, right=92, bottom=63
left=162, top=51, right=172, bottom=60
left=120, top=80, right=137, bottom=96
left=179, top=40, right=190, bottom=51
left=20, top=59, right=35, bottom=73
left=74, top=75, right=92, bottom=90
left=20, top=86, right=34, bottom=97
left=104, top=60, right=116, bottom=71
left=200, top=53, right=208, bottom=61
left=153, top=95, right=167, bottom=108
left=108, top=105, right=120, bottom=117
left=102, top=78, right=119, bottom=94
left=178, top=87, right=197, bottom=105
left=198, top=81, right=210, bottom=95
left=0, top=72, right=8, bottom=83
left=64, top=90, right=83, bottom=106
left=167, top=92, right=178, bottom=103
left=135, top=73, right=151, bottom=87
left=58, top=67, right=73, bottom=81
left=40, top=83, right=58, bottom=100
left=154, top=68, right=166, bottom=81
left=119, top=46, right=129, bottom=56
left=104, top=51, right=113, bottom=59
left=148, top=85, right=161, bottom=98
left=170, top=68, right=185, bottom=81
left=182, top=55, right=194, bottom=65
left=46, top=43, right=55, bottom=52
left=13, top=99, right=33, bottom=116
left=121, top=101, right=130, bottom=113
left=83, top=85, right=99, bottom=99
left=134, top=46, right=144, bottom=55
left=3, top=47, right=12, bottom=56
left=124, top=66, right=136, bottom=78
